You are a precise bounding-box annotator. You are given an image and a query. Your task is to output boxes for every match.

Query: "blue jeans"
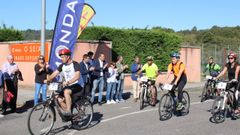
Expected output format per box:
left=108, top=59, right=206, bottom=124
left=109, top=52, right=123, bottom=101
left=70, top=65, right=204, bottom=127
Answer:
left=34, top=83, right=47, bottom=105
left=116, top=79, right=124, bottom=100
left=106, top=82, right=116, bottom=101
left=91, top=77, right=104, bottom=103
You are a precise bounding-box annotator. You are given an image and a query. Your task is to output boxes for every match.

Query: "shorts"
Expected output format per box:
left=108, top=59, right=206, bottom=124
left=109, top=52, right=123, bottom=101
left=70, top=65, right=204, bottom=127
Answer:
left=59, top=83, right=83, bottom=97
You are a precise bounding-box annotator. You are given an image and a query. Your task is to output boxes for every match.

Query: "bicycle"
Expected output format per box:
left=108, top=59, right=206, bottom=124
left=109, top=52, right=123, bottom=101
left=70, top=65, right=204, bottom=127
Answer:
left=139, top=76, right=157, bottom=110
left=158, top=84, right=190, bottom=121
left=211, top=80, right=240, bottom=123
left=27, top=82, right=93, bottom=135
left=201, top=75, right=217, bottom=102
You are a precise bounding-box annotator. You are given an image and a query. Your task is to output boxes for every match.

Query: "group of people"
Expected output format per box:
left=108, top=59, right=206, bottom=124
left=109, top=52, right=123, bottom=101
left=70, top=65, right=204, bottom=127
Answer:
left=203, top=52, right=240, bottom=114
left=0, top=49, right=190, bottom=116
left=0, top=55, right=23, bottom=115
left=131, top=52, right=187, bottom=109
left=7, top=48, right=240, bottom=117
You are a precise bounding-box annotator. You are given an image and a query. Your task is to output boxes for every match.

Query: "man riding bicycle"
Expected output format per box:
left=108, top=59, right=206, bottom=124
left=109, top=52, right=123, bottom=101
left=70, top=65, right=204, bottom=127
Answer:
left=167, top=52, right=187, bottom=111
left=47, top=49, right=82, bottom=116
left=203, top=56, right=221, bottom=77
left=215, top=52, right=240, bottom=114
left=138, top=56, right=158, bottom=106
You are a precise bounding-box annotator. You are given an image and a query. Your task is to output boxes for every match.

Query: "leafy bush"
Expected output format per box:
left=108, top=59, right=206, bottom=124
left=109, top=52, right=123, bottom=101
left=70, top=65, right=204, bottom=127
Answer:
left=80, top=26, right=182, bottom=71
left=0, top=28, right=23, bottom=42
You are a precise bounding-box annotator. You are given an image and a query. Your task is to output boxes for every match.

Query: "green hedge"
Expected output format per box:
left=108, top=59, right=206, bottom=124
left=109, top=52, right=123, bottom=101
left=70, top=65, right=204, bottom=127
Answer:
left=0, top=28, right=23, bottom=42
left=80, top=26, right=182, bottom=71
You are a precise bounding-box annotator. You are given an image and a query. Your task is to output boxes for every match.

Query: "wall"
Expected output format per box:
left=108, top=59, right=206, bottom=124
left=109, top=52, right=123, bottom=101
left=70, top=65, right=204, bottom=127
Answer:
left=0, top=41, right=200, bottom=89
left=0, top=40, right=112, bottom=87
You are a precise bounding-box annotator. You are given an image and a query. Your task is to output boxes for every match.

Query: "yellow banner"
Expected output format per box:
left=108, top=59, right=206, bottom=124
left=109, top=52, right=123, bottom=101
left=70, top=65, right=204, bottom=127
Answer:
left=78, top=3, right=96, bottom=38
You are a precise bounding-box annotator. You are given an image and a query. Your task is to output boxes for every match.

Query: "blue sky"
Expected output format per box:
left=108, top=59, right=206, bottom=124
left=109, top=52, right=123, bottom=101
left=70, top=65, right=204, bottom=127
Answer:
left=0, top=0, right=239, bottom=31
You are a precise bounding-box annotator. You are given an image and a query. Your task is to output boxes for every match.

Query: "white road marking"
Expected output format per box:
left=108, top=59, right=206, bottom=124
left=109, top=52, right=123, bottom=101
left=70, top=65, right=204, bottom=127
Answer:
left=102, top=100, right=213, bottom=123
left=120, top=106, right=132, bottom=110
left=68, top=100, right=214, bottom=135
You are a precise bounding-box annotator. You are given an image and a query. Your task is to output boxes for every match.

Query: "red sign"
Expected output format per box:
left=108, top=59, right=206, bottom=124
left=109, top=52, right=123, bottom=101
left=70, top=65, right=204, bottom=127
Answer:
left=10, top=43, right=49, bottom=62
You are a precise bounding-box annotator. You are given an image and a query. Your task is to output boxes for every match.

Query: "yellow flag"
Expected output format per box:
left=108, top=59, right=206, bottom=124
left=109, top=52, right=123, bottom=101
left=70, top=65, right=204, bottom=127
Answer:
left=78, top=3, right=96, bottom=38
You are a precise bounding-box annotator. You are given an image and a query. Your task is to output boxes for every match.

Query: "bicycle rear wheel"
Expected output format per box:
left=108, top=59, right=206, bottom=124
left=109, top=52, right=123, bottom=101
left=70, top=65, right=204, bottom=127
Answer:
left=158, top=93, right=173, bottom=121
left=212, top=96, right=227, bottom=123
left=139, top=87, right=146, bottom=110
left=27, top=102, right=55, bottom=135
left=71, top=98, right=93, bottom=130
left=181, top=91, right=190, bottom=114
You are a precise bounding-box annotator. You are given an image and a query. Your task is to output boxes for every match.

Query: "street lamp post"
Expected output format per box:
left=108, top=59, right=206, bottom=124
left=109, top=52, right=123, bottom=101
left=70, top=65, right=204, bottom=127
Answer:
left=41, top=0, right=46, bottom=56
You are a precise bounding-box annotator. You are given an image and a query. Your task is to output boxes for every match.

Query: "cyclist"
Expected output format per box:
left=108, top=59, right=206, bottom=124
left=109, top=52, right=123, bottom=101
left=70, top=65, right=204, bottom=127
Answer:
left=215, top=52, right=240, bottom=114
left=167, top=52, right=187, bottom=111
left=47, top=49, right=82, bottom=116
left=138, top=56, right=158, bottom=106
left=202, top=56, right=221, bottom=77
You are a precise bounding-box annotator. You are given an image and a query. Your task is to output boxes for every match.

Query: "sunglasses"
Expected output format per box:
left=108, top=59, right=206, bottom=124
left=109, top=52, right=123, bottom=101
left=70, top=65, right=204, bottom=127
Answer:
left=39, top=57, right=44, bottom=60
left=228, top=57, right=234, bottom=60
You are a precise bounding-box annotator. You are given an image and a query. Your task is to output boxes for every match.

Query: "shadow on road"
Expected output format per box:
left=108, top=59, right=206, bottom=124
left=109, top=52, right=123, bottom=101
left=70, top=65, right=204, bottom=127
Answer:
left=49, top=112, right=103, bottom=135
left=16, top=99, right=34, bottom=114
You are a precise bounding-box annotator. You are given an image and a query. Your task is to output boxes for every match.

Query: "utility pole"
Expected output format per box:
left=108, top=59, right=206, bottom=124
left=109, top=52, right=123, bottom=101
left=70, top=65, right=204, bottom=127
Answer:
left=41, top=0, right=46, bottom=56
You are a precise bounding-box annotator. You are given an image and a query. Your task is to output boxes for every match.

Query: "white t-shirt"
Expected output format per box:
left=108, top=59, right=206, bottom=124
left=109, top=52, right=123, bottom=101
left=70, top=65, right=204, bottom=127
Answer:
left=57, top=61, right=80, bottom=85
left=107, top=67, right=117, bottom=83
left=2, top=62, right=19, bottom=80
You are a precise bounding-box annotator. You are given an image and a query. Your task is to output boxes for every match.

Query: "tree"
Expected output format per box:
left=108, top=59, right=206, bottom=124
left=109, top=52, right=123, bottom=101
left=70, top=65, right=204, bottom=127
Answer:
left=0, top=24, right=23, bottom=42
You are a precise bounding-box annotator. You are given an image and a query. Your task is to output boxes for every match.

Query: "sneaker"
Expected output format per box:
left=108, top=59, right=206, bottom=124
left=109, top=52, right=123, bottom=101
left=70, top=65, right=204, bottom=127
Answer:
left=110, top=100, right=116, bottom=104
left=115, top=99, right=120, bottom=103
left=106, top=100, right=111, bottom=104
left=176, top=102, right=184, bottom=111
left=119, top=99, right=125, bottom=103
left=0, top=114, right=4, bottom=118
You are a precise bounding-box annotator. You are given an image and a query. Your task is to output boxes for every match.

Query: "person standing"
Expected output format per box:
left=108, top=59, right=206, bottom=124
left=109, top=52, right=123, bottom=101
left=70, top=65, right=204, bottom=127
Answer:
left=79, top=54, right=95, bottom=96
left=106, top=62, right=117, bottom=104
left=115, top=56, right=128, bottom=103
left=87, top=51, right=94, bottom=66
left=131, top=56, right=142, bottom=102
left=1, top=55, right=21, bottom=114
left=91, top=53, right=108, bottom=105
left=34, top=55, right=51, bottom=106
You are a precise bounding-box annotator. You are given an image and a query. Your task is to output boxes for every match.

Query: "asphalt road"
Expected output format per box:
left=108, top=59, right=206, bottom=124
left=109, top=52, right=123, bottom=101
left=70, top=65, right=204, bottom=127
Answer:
left=0, top=87, right=240, bottom=135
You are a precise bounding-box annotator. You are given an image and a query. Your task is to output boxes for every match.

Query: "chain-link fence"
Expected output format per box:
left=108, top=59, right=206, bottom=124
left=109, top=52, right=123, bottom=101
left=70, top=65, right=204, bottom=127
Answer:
left=201, top=44, right=240, bottom=80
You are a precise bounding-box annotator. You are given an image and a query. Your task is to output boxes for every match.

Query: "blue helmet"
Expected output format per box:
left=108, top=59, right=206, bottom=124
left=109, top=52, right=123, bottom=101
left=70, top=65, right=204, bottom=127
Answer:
left=170, top=52, right=180, bottom=58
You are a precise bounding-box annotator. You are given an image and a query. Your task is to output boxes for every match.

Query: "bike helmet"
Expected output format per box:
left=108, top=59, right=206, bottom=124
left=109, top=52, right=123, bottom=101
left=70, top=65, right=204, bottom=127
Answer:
left=170, top=52, right=180, bottom=58
left=208, top=56, right=213, bottom=60
left=228, top=51, right=237, bottom=59
left=146, top=56, right=154, bottom=61
left=59, top=49, right=71, bottom=56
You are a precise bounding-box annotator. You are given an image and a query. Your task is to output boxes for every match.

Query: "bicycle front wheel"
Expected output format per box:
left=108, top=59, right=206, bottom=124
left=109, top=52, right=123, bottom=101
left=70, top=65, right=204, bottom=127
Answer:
left=182, top=91, right=190, bottom=115
left=27, top=102, right=55, bottom=135
left=158, top=93, right=173, bottom=121
left=139, top=87, right=146, bottom=110
left=212, top=96, right=227, bottom=123
left=71, top=98, right=93, bottom=130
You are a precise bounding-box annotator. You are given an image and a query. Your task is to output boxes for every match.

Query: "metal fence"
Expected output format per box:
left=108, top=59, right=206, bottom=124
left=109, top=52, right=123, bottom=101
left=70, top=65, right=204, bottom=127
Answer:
left=200, top=44, right=240, bottom=80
